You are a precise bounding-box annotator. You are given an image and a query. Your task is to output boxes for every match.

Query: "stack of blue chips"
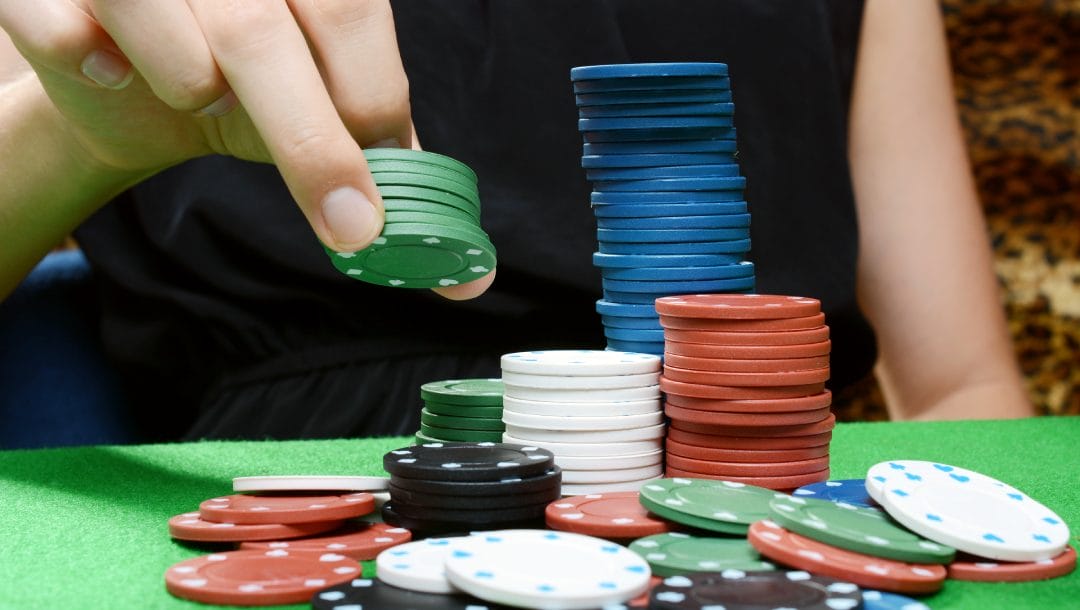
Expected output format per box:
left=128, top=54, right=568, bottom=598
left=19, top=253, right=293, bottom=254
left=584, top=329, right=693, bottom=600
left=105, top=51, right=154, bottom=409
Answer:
left=571, top=62, right=757, bottom=356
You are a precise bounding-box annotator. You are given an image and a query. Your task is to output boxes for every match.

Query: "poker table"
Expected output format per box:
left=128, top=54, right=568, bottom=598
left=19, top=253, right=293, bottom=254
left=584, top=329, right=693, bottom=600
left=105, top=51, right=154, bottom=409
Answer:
left=1, top=416, right=1077, bottom=609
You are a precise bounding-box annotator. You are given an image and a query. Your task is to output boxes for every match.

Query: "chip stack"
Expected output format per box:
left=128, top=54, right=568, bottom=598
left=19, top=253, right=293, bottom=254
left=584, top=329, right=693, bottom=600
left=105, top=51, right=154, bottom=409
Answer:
left=571, top=63, right=755, bottom=356
left=322, top=148, right=496, bottom=289
left=381, top=442, right=560, bottom=534
left=415, top=378, right=505, bottom=444
left=499, top=350, right=666, bottom=494
left=654, top=294, right=835, bottom=490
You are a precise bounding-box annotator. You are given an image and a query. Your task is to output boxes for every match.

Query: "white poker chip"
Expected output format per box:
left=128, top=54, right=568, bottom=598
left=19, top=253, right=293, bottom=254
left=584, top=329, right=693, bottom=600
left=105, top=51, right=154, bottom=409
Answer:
left=561, top=478, right=662, bottom=497
left=554, top=450, right=664, bottom=470
left=504, top=423, right=666, bottom=444
left=501, top=350, right=661, bottom=376
left=502, top=409, right=664, bottom=431
left=561, top=464, right=664, bottom=485
left=502, top=384, right=661, bottom=403
left=374, top=536, right=476, bottom=593
left=501, top=370, right=660, bottom=390
left=444, top=529, right=651, bottom=609
left=502, top=395, right=661, bottom=417
left=871, top=460, right=1070, bottom=562
left=502, top=434, right=663, bottom=457
left=232, top=475, right=390, bottom=493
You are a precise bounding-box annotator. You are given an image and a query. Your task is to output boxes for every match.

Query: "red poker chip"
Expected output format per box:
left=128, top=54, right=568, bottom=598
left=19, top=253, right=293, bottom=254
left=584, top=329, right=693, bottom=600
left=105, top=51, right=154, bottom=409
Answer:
left=666, top=339, right=831, bottom=359
left=665, top=404, right=833, bottom=427
left=669, top=412, right=837, bottom=437
left=199, top=493, right=376, bottom=525
left=658, top=312, right=826, bottom=331
left=663, top=352, right=830, bottom=373
left=665, top=439, right=829, bottom=463
left=168, top=512, right=346, bottom=543
left=662, top=365, right=830, bottom=387
left=164, top=549, right=362, bottom=605
left=240, top=520, right=412, bottom=560
left=748, top=520, right=947, bottom=594
left=664, top=326, right=830, bottom=346
left=664, top=467, right=829, bottom=490
left=665, top=453, right=830, bottom=477
left=666, top=428, right=833, bottom=450
left=665, top=390, right=832, bottom=414
left=948, top=546, right=1077, bottom=582
left=660, top=377, right=825, bottom=400
left=545, top=491, right=679, bottom=539
left=655, top=294, right=821, bottom=319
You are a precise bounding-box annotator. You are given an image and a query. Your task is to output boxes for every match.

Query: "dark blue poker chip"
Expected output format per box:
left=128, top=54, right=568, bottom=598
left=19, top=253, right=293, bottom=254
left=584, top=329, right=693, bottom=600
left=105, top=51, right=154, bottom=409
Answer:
left=593, top=190, right=745, bottom=204
left=570, top=63, right=730, bottom=80
left=792, top=479, right=878, bottom=508
left=600, top=314, right=663, bottom=330
left=605, top=339, right=665, bottom=354
left=861, top=590, right=930, bottom=610
left=598, top=239, right=751, bottom=256
left=582, top=127, right=737, bottom=143
left=573, top=76, right=732, bottom=94
left=593, top=252, right=745, bottom=268
left=601, top=262, right=755, bottom=282
left=578, top=102, right=735, bottom=119
left=602, top=276, right=757, bottom=294
left=595, top=176, right=746, bottom=193
left=576, top=88, right=733, bottom=106
left=587, top=163, right=741, bottom=181
left=580, top=116, right=735, bottom=131
left=311, top=578, right=517, bottom=610
left=597, top=227, right=750, bottom=243
left=596, top=214, right=751, bottom=231
left=582, top=153, right=737, bottom=169
left=584, top=139, right=738, bottom=155
left=595, top=299, right=658, bottom=318
left=604, top=327, right=666, bottom=343
left=592, top=202, right=748, bottom=218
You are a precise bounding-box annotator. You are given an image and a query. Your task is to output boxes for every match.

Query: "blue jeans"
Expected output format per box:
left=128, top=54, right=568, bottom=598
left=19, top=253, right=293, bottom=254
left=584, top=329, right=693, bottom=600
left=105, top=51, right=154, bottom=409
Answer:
left=0, top=250, right=139, bottom=449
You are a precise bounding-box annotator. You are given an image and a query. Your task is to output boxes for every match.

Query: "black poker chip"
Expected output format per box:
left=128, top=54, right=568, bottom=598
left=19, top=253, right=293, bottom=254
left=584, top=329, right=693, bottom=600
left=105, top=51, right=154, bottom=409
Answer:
left=383, top=442, right=555, bottom=482
left=388, top=482, right=561, bottom=510
left=388, top=500, right=549, bottom=523
left=390, top=466, right=562, bottom=495
left=311, top=577, right=515, bottom=609
left=382, top=504, right=545, bottom=534
left=648, top=570, right=863, bottom=610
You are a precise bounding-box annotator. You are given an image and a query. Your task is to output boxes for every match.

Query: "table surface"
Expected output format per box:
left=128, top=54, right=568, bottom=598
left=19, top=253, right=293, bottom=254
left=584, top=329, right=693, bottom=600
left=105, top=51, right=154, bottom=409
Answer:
left=1, top=416, right=1077, bottom=609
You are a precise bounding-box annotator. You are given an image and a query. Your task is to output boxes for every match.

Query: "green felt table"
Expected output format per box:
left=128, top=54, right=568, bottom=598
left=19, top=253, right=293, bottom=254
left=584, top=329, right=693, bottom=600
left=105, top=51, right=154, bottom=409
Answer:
left=1, top=417, right=1078, bottom=609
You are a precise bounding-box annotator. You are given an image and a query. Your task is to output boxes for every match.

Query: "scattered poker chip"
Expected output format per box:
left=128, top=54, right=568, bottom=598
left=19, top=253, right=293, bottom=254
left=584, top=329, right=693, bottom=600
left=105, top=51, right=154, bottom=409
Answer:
left=665, top=454, right=830, bottom=477
left=503, top=423, right=666, bottom=444
left=647, top=570, right=863, bottom=610
left=198, top=493, right=375, bottom=525
left=666, top=439, right=829, bottom=463
left=501, top=384, right=660, bottom=403
left=579, top=101, right=736, bottom=118
left=231, top=475, right=390, bottom=493
left=375, top=536, right=476, bottom=594
left=561, top=464, right=665, bottom=485
left=638, top=478, right=780, bottom=535
left=561, top=479, right=663, bottom=496
left=502, top=434, right=663, bottom=458
left=593, top=252, right=746, bottom=268
left=590, top=164, right=742, bottom=182
left=420, top=409, right=505, bottom=431
left=311, top=577, right=518, bottom=610
left=570, top=62, right=730, bottom=80
left=598, top=239, right=752, bottom=256
left=239, top=520, right=411, bottom=560
left=748, top=520, right=947, bottom=594
left=389, top=482, right=562, bottom=511
left=663, top=467, right=830, bottom=490
left=666, top=427, right=833, bottom=450
left=793, top=479, right=876, bottom=508
left=659, top=377, right=825, bottom=400
left=600, top=261, right=756, bottom=281
left=592, top=189, right=746, bottom=204
left=583, top=139, right=738, bottom=155
left=947, top=545, right=1077, bottom=582
left=554, top=450, right=664, bottom=471
left=655, top=294, right=822, bottom=319
left=389, top=466, right=562, bottom=496
left=768, top=494, right=955, bottom=564
left=163, top=549, right=361, bottom=606
left=443, top=529, right=652, bottom=609
left=167, top=511, right=346, bottom=543
left=663, top=352, right=830, bottom=373
left=870, top=460, right=1071, bottom=562
left=861, top=590, right=931, bottom=610
left=383, top=442, right=554, bottom=483
left=628, top=532, right=774, bottom=577
left=502, top=395, right=661, bottom=417
left=665, top=338, right=832, bottom=359
left=501, top=350, right=661, bottom=376
left=582, top=152, right=738, bottom=168
left=545, top=491, right=678, bottom=539
left=664, top=404, right=833, bottom=427
left=576, top=88, right=734, bottom=107
left=502, top=409, right=663, bottom=431
left=419, top=424, right=505, bottom=443
left=500, top=370, right=660, bottom=390
left=363, top=147, right=478, bottom=182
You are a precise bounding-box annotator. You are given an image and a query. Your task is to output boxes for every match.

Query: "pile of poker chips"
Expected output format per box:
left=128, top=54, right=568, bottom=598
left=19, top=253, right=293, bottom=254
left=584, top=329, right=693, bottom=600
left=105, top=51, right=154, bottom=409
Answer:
left=415, top=378, right=506, bottom=443
left=381, top=442, right=561, bottom=534
left=499, top=350, right=667, bottom=494
left=655, top=294, right=834, bottom=490
left=322, top=148, right=496, bottom=289
left=571, top=62, right=755, bottom=356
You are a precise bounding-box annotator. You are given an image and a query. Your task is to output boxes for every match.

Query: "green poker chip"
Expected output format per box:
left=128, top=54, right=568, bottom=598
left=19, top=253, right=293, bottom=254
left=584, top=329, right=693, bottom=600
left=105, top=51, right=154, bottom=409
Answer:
left=370, top=172, right=480, bottom=207
left=638, top=478, right=781, bottom=535
left=423, top=401, right=504, bottom=419
left=628, top=532, right=775, bottom=577
left=420, top=408, right=505, bottom=431
left=768, top=494, right=956, bottom=564
left=383, top=210, right=489, bottom=235
left=419, top=423, right=504, bottom=443
left=380, top=186, right=480, bottom=217
left=363, top=148, right=478, bottom=183
left=384, top=199, right=478, bottom=223
left=368, top=159, right=477, bottom=189
left=420, top=379, right=505, bottom=406
left=325, top=223, right=496, bottom=289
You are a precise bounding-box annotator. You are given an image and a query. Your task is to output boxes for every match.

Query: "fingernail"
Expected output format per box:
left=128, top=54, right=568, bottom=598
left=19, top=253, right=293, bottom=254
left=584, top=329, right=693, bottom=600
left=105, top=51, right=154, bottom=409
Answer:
left=81, top=50, right=133, bottom=90
left=196, top=91, right=238, bottom=118
left=369, top=138, right=402, bottom=149
left=322, top=187, right=382, bottom=250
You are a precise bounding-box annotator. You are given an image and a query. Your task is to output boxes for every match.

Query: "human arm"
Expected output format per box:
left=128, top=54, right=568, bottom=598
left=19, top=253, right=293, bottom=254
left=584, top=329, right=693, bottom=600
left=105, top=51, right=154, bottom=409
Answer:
left=848, top=0, right=1033, bottom=419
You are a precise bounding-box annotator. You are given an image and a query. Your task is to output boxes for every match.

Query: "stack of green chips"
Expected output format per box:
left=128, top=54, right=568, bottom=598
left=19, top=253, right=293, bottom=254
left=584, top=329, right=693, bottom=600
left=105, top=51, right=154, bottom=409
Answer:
left=415, top=379, right=506, bottom=443
left=323, top=148, right=496, bottom=289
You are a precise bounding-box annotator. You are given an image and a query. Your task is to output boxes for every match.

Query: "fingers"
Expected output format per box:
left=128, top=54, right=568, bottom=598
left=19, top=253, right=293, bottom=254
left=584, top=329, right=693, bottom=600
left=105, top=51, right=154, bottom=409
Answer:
left=0, top=0, right=132, bottom=88
left=188, top=0, right=384, bottom=252
left=432, top=269, right=497, bottom=301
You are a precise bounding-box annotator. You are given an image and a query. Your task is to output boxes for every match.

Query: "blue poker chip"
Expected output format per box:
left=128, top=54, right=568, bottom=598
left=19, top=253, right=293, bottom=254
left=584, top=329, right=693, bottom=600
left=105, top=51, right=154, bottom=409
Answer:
left=576, top=88, right=733, bottom=106
left=593, top=252, right=745, bottom=268
left=571, top=63, right=729, bottom=80
left=579, top=116, right=735, bottom=131
left=601, top=262, right=755, bottom=282
left=582, top=127, right=737, bottom=143
left=600, top=314, right=663, bottom=330
left=595, top=176, right=746, bottom=193
left=592, top=202, right=748, bottom=218
left=598, top=239, right=751, bottom=255
left=581, top=153, right=737, bottom=169
left=861, top=590, right=931, bottom=610
left=602, top=276, right=756, bottom=294
left=605, top=339, right=665, bottom=355
left=792, top=479, right=878, bottom=508
left=603, top=289, right=676, bottom=304
left=578, top=102, right=735, bottom=119
left=604, top=327, right=665, bottom=343
left=595, top=299, right=657, bottom=318
left=586, top=163, right=741, bottom=181
left=596, top=228, right=751, bottom=243
left=573, top=76, right=732, bottom=94
left=592, top=190, right=745, bottom=204
left=596, top=214, right=750, bottom=230
left=584, top=139, right=738, bottom=155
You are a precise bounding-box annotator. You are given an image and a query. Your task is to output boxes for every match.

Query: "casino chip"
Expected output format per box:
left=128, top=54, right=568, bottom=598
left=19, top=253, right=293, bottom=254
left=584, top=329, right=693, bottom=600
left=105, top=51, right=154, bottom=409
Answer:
left=311, top=578, right=518, bottom=610
left=628, top=532, right=775, bottom=577
left=167, top=511, right=345, bottom=543
left=501, top=350, right=661, bottom=376
left=420, top=379, right=505, bottom=406
left=861, top=590, right=931, bottom=610
left=231, top=475, right=389, bottom=493
left=638, top=478, right=780, bottom=535
left=792, top=479, right=876, bottom=508
left=545, top=492, right=679, bottom=539
left=375, top=536, right=476, bottom=594
left=198, top=493, right=375, bottom=525
left=239, top=521, right=411, bottom=560
left=647, top=570, right=863, bottom=610
left=947, top=546, right=1077, bottom=582
left=164, top=549, right=361, bottom=606
left=383, top=442, right=554, bottom=482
